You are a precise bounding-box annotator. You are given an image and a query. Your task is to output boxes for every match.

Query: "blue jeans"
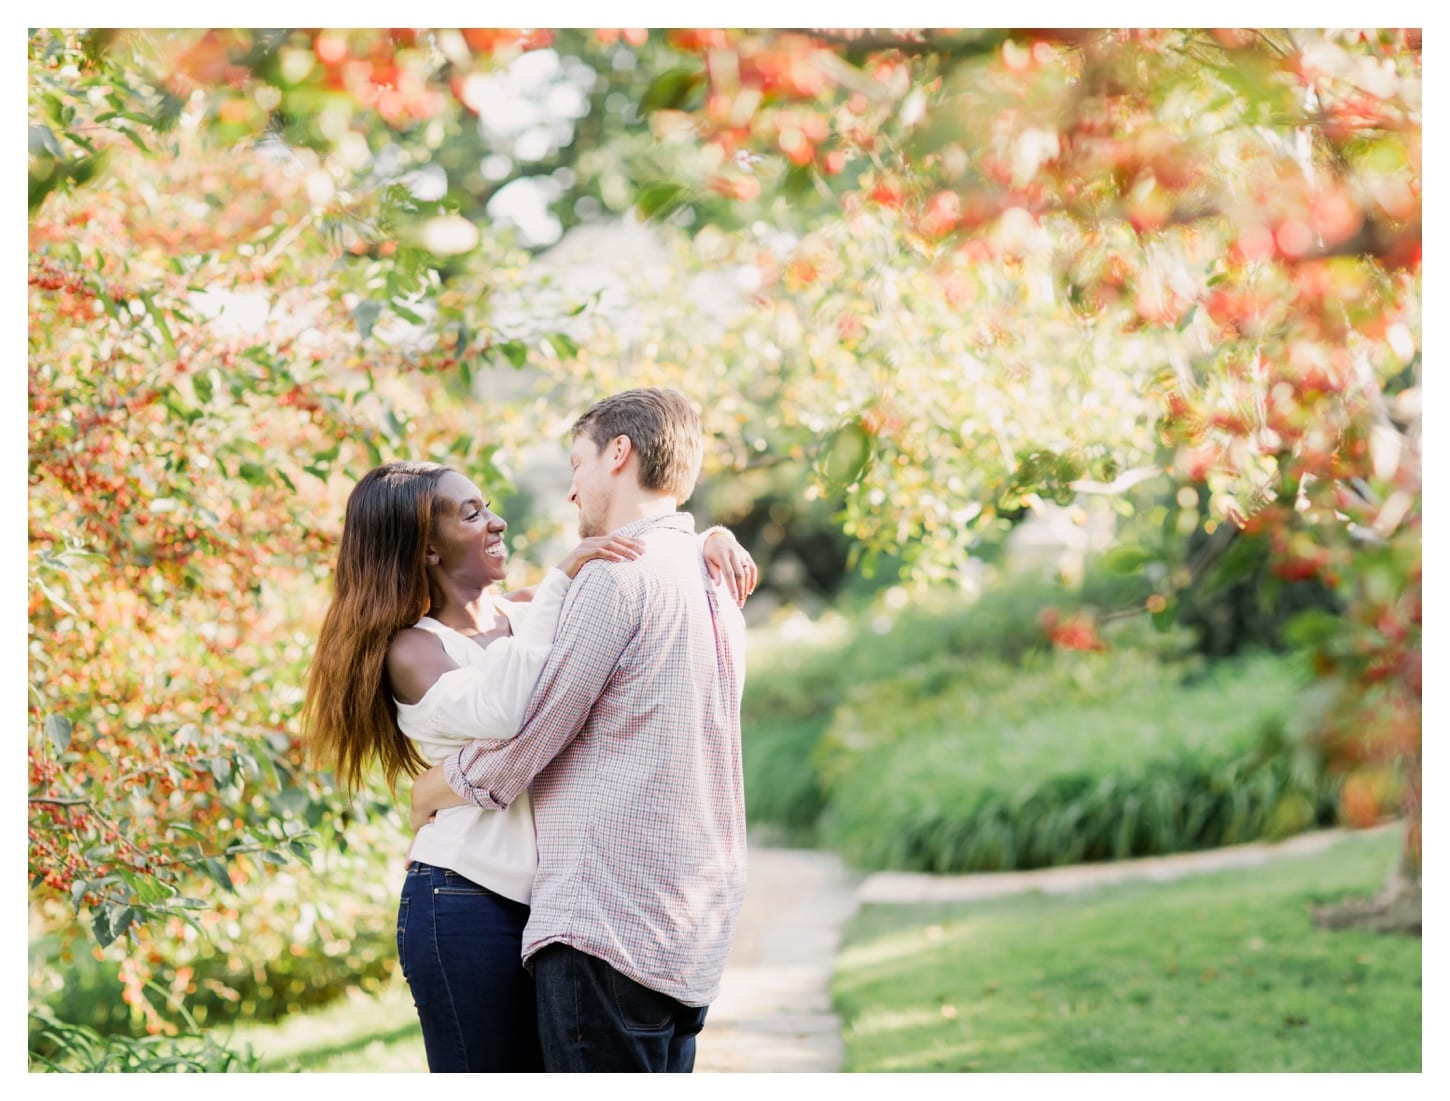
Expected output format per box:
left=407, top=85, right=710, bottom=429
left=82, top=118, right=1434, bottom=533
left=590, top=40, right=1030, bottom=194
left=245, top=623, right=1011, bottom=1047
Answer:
left=395, top=862, right=543, bottom=1073
left=531, top=943, right=708, bottom=1072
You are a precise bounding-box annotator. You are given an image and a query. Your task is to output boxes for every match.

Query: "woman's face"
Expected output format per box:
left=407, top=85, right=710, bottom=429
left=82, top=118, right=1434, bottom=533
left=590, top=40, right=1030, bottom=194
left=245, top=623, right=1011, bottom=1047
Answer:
left=427, top=471, right=508, bottom=587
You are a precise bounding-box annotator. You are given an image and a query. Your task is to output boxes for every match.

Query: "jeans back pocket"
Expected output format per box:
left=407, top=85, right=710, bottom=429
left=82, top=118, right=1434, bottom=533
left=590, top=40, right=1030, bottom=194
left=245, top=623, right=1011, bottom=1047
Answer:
left=609, top=967, right=675, bottom=1032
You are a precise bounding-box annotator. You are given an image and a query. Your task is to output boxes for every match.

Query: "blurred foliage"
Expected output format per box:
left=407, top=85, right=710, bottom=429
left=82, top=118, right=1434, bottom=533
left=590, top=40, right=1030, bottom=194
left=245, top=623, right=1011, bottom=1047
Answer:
left=28, top=1003, right=263, bottom=1072
left=742, top=567, right=1161, bottom=842
left=742, top=577, right=1355, bottom=869
left=28, top=24, right=1420, bottom=1065
left=817, top=646, right=1337, bottom=871
left=29, top=825, right=401, bottom=1050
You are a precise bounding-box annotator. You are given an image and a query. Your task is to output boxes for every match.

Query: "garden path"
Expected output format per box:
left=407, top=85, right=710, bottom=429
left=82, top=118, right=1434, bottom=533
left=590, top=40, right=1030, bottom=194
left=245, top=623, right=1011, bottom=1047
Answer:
left=694, top=845, right=861, bottom=1073
left=694, top=826, right=1388, bottom=1073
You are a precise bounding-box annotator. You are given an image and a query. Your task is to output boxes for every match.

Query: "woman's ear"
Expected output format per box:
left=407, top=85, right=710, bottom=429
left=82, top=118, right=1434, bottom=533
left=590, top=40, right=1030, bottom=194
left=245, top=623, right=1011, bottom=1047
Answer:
left=424, top=546, right=441, bottom=567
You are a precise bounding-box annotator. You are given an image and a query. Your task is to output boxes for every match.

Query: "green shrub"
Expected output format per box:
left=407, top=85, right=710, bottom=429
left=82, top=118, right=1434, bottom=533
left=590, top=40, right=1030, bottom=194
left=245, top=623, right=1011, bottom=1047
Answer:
left=741, top=573, right=1187, bottom=840
left=815, top=646, right=1338, bottom=871
left=28, top=1003, right=263, bottom=1072
left=29, top=811, right=404, bottom=1049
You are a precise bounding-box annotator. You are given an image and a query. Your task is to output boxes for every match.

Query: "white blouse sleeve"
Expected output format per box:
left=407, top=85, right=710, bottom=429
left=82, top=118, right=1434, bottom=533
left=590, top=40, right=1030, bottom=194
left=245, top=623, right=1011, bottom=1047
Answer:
left=395, top=569, right=571, bottom=746
left=697, top=525, right=727, bottom=551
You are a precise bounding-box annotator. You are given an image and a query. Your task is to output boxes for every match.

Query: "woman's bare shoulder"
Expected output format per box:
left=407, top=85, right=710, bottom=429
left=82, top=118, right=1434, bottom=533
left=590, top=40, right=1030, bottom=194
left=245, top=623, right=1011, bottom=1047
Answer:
left=387, top=627, right=456, bottom=705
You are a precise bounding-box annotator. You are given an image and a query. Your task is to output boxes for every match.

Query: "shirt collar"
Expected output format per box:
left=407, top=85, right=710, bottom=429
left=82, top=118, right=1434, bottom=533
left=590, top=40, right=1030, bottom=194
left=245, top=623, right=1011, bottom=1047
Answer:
left=613, top=512, right=695, bottom=539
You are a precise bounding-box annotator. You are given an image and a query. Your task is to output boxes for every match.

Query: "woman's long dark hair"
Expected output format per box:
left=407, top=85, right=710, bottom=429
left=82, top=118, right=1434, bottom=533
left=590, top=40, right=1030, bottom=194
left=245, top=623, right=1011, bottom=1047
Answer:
left=303, top=461, right=451, bottom=794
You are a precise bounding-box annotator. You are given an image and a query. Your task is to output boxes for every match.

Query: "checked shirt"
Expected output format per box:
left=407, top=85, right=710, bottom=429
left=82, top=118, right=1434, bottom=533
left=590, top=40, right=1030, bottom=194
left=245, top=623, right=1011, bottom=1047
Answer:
left=444, top=512, right=747, bottom=1007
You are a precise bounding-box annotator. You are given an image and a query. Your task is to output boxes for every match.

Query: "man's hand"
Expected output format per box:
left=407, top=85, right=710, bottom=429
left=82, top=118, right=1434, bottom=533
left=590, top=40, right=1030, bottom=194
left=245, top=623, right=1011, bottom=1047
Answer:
left=702, top=529, right=758, bottom=608
left=410, top=763, right=469, bottom=831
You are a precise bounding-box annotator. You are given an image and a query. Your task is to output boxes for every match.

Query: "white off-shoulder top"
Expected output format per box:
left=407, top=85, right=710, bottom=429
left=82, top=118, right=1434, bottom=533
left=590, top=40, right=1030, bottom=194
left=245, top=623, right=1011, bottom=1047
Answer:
left=393, top=568, right=571, bottom=903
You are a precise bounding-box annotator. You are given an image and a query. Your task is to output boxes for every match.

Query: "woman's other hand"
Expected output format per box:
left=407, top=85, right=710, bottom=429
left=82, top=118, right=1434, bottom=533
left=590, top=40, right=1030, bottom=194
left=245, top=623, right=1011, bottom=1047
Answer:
left=410, top=764, right=468, bottom=831
left=703, top=529, right=758, bottom=608
left=558, top=534, right=646, bottom=578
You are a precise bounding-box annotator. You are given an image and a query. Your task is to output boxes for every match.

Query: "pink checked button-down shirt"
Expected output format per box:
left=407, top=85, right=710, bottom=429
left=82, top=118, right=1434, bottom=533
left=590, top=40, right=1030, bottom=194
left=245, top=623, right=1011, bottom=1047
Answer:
left=443, top=512, right=747, bottom=1007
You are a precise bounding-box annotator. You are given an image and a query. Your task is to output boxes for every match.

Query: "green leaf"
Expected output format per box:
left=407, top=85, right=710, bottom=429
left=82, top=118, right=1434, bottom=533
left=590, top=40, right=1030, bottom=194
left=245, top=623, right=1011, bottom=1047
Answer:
left=1150, top=598, right=1178, bottom=632
left=237, top=462, right=269, bottom=486
left=353, top=300, right=382, bottom=341
left=1102, top=546, right=1154, bottom=575
left=139, top=291, right=176, bottom=358
left=1202, top=534, right=1262, bottom=593
left=1282, top=608, right=1343, bottom=649
left=43, top=714, right=73, bottom=752
left=92, top=905, right=139, bottom=949
left=499, top=340, right=529, bottom=369
left=120, top=869, right=175, bottom=905
left=548, top=333, right=580, bottom=360
left=197, top=856, right=234, bottom=893
left=36, top=577, right=76, bottom=616
left=29, top=124, right=63, bottom=157
left=114, top=126, right=151, bottom=154
left=639, top=68, right=703, bottom=113
left=636, top=182, right=686, bottom=220
left=819, top=420, right=873, bottom=488
left=381, top=408, right=405, bottom=443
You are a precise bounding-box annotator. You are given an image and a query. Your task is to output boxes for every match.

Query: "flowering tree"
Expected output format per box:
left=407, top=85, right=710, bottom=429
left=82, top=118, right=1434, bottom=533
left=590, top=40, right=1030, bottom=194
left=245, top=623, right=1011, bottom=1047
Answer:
left=28, top=25, right=1421, bottom=1053
left=634, top=26, right=1421, bottom=920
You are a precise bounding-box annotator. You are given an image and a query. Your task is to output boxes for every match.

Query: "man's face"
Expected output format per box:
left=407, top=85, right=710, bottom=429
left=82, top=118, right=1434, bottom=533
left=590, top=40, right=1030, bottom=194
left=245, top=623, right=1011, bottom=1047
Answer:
left=568, top=433, right=611, bottom=538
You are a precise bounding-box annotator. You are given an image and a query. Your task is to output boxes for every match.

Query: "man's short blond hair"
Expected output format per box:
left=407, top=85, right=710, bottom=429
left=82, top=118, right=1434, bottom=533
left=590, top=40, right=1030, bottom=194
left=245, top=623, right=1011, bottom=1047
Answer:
left=572, top=387, right=704, bottom=503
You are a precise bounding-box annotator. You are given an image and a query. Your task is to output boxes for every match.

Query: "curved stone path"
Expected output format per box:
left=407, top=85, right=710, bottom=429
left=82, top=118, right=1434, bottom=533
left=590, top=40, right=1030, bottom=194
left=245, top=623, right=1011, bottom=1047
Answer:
left=695, top=826, right=1391, bottom=1072
left=695, top=846, right=861, bottom=1073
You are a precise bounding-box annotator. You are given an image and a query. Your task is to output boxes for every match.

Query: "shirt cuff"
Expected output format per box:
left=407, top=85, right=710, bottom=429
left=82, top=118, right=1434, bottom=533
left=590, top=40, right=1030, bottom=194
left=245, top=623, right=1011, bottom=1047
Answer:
left=444, top=746, right=505, bottom=810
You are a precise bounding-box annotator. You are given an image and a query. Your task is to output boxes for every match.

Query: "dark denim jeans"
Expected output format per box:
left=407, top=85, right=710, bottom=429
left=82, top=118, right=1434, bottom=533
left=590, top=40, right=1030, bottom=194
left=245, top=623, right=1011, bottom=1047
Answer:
left=531, top=943, right=709, bottom=1072
left=395, top=862, right=543, bottom=1073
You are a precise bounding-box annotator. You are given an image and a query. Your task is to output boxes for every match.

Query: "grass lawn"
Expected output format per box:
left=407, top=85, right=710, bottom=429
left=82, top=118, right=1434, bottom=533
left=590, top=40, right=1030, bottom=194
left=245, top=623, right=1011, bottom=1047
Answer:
left=222, top=972, right=425, bottom=1072
left=833, top=827, right=1420, bottom=1072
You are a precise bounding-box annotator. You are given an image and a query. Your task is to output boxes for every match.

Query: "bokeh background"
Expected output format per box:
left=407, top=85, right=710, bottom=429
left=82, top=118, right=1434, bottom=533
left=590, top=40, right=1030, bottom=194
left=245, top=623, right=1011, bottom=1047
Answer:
left=27, top=26, right=1422, bottom=1072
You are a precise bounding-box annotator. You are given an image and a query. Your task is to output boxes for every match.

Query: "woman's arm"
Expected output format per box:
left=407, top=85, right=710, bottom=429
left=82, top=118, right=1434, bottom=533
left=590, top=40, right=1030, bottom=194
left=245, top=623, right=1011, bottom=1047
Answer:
left=388, top=533, right=646, bottom=748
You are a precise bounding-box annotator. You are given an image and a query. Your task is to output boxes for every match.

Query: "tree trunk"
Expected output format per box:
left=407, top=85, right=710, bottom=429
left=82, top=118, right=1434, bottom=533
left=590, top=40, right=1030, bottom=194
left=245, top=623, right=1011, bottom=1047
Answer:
left=1311, top=826, right=1421, bottom=936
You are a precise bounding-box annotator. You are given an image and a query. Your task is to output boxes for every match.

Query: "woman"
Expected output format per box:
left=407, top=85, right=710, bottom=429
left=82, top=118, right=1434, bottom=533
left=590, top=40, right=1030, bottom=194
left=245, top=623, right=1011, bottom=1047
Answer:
left=302, top=460, right=755, bottom=1072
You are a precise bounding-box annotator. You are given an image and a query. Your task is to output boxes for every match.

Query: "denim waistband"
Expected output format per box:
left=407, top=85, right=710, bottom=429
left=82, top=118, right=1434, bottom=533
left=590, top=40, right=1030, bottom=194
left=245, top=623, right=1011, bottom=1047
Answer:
left=404, top=861, right=524, bottom=906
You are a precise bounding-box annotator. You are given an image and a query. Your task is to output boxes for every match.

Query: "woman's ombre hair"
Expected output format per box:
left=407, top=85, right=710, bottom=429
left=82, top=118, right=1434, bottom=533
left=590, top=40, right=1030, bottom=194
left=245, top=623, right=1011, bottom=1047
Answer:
left=303, top=461, right=452, bottom=794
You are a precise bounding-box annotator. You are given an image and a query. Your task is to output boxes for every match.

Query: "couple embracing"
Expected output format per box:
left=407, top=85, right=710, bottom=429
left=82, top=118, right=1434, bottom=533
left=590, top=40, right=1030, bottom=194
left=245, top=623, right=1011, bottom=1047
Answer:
left=305, top=387, right=756, bottom=1072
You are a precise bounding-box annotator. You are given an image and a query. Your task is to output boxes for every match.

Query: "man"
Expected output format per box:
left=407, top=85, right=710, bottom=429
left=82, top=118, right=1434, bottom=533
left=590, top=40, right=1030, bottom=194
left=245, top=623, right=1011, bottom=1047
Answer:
left=409, top=387, right=749, bottom=1072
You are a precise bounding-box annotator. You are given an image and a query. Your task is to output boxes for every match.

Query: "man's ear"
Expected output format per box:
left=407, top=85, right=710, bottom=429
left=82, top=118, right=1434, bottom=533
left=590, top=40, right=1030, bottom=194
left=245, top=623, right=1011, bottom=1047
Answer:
left=607, top=434, right=633, bottom=474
